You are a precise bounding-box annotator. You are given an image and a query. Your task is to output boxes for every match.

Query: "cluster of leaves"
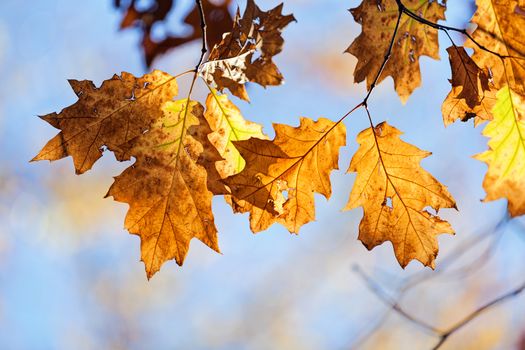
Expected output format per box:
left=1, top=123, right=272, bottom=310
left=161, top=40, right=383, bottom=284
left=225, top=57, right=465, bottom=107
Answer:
left=34, top=0, right=525, bottom=278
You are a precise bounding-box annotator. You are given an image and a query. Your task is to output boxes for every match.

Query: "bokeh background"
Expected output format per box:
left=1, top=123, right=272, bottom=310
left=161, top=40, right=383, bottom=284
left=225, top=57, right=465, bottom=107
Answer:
left=0, top=0, right=524, bottom=349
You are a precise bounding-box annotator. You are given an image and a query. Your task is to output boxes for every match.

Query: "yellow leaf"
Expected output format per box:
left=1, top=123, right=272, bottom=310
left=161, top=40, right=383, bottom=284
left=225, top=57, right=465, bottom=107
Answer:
left=226, top=117, right=346, bottom=233
left=476, top=85, right=525, bottom=217
left=346, top=0, right=445, bottom=103
left=107, top=99, right=223, bottom=278
left=345, top=122, right=456, bottom=268
left=204, top=91, right=268, bottom=179
left=32, top=70, right=179, bottom=174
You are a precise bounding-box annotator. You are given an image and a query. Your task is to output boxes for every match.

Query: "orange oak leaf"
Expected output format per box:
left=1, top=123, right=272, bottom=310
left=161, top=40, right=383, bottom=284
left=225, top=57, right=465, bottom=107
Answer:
left=107, top=99, right=224, bottom=278
left=32, top=70, right=179, bottom=174
left=200, top=0, right=295, bottom=101
left=347, top=0, right=445, bottom=103
left=345, top=122, right=456, bottom=268
left=441, top=46, right=496, bottom=126
left=466, top=0, right=525, bottom=96
left=225, top=117, right=346, bottom=233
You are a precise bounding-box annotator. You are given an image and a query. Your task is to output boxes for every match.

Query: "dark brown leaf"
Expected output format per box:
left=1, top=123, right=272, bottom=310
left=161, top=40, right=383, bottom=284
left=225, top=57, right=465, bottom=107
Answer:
left=200, top=0, right=295, bottom=100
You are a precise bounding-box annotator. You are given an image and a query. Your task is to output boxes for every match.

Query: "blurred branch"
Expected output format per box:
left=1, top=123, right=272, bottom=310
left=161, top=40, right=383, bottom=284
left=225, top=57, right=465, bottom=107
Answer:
left=354, top=261, right=525, bottom=350
left=353, top=265, right=443, bottom=335
left=431, top=280, right=525, bottom=349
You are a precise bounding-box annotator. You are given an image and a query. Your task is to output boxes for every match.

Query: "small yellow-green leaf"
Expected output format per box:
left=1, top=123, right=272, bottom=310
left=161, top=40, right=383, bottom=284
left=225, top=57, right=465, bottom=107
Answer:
left=204, top=91, right=268, bottom=179
left=476, top=85, right=525, bottom=216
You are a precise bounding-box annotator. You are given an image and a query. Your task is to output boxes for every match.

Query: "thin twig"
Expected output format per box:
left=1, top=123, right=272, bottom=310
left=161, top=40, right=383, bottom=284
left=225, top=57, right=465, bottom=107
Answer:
left=195, top=0, right=208, bottom=72
left=363, top=2, right=403, bottom=106
left=176, top=0, right=208, bottom=165
left=396, top=0, right=525, bottom=60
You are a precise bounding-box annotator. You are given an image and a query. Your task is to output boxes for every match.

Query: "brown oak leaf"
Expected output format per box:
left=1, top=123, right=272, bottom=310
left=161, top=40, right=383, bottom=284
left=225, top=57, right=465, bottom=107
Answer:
left=225, top=117, right=346, bottom=233
left=200, top=0, right=295, bottom=101
left=32, top=70, right=178, bottom=174
left=107, top=99, right=224, bottom=278
left=441, top=46, right=496, bottom=126
left=347, top=0, right=445, bottom=103
left=345, top=122, right=456, bottom=268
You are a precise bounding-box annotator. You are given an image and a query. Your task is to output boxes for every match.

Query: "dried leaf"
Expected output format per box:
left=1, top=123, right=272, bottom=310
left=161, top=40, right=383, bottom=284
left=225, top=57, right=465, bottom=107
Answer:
left=32, top=70, right=178, bottom=174
left=466, top=0, right=525, bottom=95
left=345, top=122, right=456, bottom=268
left=441, top=46, right=496, bottom=126
left=204, top=90, right=267, bottom=179
left=475, top=85, right=525, bottom=217
left=226, top=117, right=346, bottom=233
left=107, top=99, right=223, bottom=278
left=200, top=0, right=295, bottom=100
left=347, top=0, right=445, bottom=103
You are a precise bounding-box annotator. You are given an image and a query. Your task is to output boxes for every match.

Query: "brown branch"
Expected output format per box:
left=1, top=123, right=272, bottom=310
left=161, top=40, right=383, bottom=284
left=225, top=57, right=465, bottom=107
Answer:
left=194, top=0, right=208, bottom=72
left=396, top=0, right=516, bottom=60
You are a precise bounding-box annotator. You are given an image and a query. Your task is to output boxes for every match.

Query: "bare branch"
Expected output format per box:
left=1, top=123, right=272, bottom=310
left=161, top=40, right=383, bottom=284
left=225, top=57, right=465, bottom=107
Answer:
left=432, top=281, right=525, bottom=349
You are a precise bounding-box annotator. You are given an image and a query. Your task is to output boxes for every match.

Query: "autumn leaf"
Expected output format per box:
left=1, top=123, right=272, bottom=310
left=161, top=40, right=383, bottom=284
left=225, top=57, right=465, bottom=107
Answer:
left=204, top=90, right=267, bottom=179
left=347, top=0, right=445, bottom=103
left=466, top=0, right=525, bottom=95
left=441, top=46, right=496, bottom=126
left=442, top=86, right=497, bottom=126
left=345, top=122, right=456, bottom=268
left=225, top=117, right=346, bottom=233
left=445, top=46, right=489, bottom=109
left=107, top=99, right=224, bottom=278
left=199, top=0, right=295, bottom=101
left=475, top=86, right=525, bottom=217
left=32, top=70, right=178, bottom=174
